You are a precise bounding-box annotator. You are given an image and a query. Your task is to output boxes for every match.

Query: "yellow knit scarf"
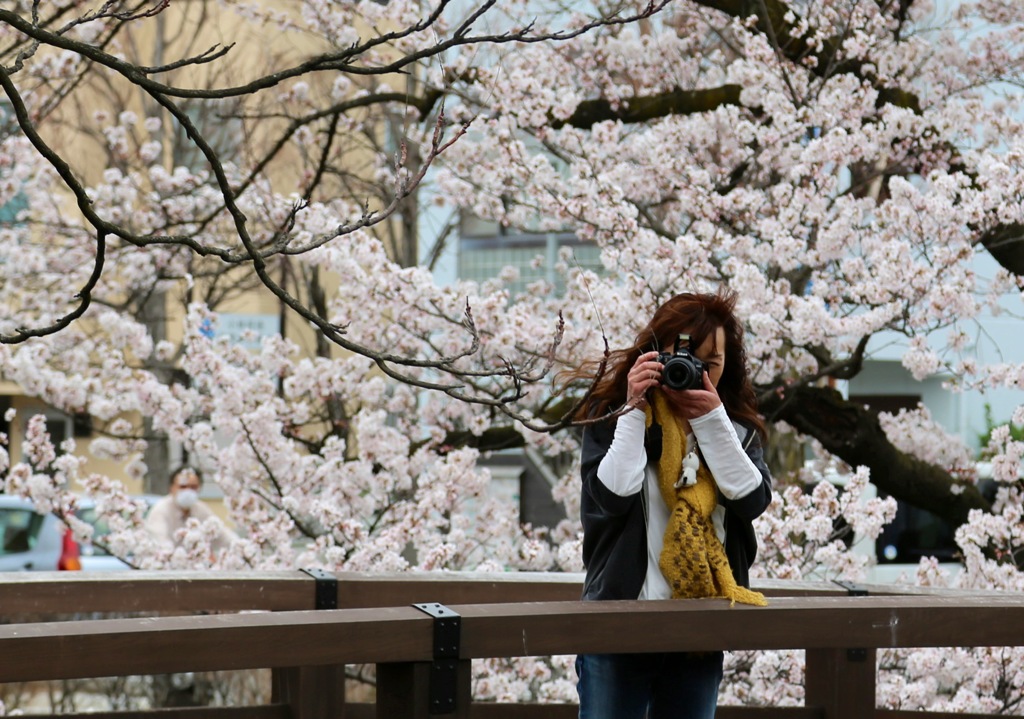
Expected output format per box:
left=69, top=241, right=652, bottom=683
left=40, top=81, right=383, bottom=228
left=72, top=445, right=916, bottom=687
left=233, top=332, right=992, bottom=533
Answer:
left=645, top=391, right=767, bottom=607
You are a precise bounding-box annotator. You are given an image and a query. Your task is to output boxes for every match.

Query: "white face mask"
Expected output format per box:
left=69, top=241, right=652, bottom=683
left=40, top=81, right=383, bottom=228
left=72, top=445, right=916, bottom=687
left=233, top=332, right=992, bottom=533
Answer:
left=175, top=488, right=199, bottom=510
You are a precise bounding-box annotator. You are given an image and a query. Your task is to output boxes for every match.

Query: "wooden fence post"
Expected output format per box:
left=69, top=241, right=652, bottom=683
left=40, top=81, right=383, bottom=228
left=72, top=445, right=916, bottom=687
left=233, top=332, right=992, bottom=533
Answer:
left=805, top=648, right=876, bottom=719
left=377, top=659, right=471, bottom=719
left=272, top=665, right=347, bottom=719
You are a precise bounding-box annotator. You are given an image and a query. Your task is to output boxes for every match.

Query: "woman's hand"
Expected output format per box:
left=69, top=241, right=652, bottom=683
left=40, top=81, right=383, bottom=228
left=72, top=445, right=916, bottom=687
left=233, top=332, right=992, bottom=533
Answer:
left=661, top=371, right=723, bottom=419
left=625, top=351, right=662, bottom=410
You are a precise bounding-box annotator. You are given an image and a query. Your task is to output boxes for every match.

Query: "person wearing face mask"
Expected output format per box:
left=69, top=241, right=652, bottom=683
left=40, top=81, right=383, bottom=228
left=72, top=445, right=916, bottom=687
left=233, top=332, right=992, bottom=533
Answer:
left=144, top=466, right=236, bottom=553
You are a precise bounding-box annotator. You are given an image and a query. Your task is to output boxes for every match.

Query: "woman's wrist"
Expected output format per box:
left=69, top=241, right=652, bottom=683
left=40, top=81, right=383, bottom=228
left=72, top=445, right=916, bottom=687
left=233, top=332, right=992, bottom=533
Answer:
left=625, top=392, right=648, bottom=411
left=688, top=403, right=727, bottom=427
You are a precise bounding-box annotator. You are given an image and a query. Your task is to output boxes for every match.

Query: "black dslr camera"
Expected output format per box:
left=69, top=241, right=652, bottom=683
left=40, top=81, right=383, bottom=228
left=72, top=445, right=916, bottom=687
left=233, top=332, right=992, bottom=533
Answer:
left=656, top=334, right=706, bottom=391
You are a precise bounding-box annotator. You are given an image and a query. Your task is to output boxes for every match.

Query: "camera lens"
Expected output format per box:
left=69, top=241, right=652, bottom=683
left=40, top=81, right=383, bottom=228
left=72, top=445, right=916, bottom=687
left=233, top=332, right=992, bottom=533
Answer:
left=663, top=357, right=699, bottom=390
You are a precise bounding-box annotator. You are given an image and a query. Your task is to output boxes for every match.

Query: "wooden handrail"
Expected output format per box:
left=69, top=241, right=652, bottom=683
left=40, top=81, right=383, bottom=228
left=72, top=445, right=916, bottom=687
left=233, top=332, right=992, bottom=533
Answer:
left=1, top=568, right=957, bottom=616
left=0, top=570, right=315, bottom=614
left=0, top=570, right=587, bottom=614
left=2, top=572, right=1022, bottom=719
left=0, top=605, right=432, bottom=681
left=3, top=592, right=1024, bottom=681
left=456, top=593, right=1024, bottom=655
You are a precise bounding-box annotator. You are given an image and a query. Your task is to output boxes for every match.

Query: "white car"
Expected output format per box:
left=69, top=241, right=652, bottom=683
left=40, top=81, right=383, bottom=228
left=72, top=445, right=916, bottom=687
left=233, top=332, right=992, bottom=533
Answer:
left=0, top=494, right=155, bottom=572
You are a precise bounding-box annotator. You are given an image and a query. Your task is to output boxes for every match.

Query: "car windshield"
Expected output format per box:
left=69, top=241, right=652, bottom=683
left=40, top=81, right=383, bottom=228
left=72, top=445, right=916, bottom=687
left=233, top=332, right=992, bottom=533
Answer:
left=0, top=508, right=43, bottom=555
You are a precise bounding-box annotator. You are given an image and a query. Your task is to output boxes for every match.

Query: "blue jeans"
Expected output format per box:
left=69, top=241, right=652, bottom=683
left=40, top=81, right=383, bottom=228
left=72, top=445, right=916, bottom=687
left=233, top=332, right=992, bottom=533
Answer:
left=575, top=651, right=723, bottom=719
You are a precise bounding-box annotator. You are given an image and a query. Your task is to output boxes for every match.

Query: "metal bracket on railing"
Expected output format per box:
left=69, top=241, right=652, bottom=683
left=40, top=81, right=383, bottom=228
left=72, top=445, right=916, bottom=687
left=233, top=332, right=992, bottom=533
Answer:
left=413, top=602, right=462, bottom=714
left=832, top=580, right=869, bottom=660
left=299, top=568, right=338, bottom=610
left=833, top=580, right=868, bottom=597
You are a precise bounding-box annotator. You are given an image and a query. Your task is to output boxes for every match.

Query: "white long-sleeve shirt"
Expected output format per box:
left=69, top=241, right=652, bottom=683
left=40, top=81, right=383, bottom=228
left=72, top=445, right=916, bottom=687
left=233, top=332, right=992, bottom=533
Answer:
left=596, top=404, right=762, bottom=600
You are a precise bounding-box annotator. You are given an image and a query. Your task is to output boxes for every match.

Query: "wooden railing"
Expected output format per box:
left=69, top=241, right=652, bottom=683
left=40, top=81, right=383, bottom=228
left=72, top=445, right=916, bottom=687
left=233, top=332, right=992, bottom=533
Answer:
left=1, top=571, right=1023, bottom=719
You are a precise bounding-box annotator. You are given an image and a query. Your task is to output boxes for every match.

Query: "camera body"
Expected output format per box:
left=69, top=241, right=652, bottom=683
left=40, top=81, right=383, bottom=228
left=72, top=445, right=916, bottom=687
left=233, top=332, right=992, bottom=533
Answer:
left=656, top=335, right=706, bottom=391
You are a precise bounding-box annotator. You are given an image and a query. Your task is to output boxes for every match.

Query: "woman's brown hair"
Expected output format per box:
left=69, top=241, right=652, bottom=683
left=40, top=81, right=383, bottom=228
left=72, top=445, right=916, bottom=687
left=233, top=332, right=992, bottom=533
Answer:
left=570, top=289, right=765, bottom=439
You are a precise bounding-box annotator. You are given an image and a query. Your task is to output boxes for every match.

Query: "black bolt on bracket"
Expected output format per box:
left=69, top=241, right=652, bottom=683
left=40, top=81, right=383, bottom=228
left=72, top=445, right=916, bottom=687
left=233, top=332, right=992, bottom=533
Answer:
left=413, top=602, right=462, bottom=714
left=299, top=567, right=338, bottom=610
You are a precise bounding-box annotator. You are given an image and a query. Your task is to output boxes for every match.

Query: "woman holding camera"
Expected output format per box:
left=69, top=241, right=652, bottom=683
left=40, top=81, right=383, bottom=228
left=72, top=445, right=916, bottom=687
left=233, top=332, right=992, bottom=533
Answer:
left=571, top=290, right=772, bottom=719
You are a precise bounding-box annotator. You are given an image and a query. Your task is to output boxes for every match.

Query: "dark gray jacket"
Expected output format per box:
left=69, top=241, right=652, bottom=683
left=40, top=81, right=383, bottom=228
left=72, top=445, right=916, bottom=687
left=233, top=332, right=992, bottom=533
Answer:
left=579, top=413, right=772, bottom=601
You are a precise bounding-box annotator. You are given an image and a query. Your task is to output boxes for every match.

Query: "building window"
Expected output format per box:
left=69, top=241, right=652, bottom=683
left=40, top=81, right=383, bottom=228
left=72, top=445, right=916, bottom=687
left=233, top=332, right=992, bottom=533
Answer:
left=458, top=214, right=601, bottom=296
left=851, top=392, right=960, bottom=565
left=875, top=491, right=958, bottom=564
left=0, top=193, right=28, bottom=226
left=0, top=100, right=28, bottom=227
left=172, top=99, right=244, bottom=173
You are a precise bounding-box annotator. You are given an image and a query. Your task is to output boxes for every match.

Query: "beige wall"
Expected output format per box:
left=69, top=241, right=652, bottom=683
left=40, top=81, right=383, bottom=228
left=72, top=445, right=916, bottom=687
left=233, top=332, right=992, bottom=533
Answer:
left=4, top=396, right=145, bottom=496
left=4, top=1, right=409, bottom=496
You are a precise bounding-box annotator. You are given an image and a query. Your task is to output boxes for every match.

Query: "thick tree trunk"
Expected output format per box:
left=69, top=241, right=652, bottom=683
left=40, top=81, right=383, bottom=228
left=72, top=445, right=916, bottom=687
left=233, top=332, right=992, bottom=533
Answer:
left=760, top=383, right=991, bottom=529
left=139, top=289, right=172, bottom=495
left=979, top=223, right=1024, bottom=276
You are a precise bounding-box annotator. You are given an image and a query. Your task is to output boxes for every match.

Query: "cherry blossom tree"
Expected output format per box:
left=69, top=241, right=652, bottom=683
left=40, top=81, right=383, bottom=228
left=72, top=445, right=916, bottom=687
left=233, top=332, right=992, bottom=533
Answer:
left=4, top=0, right=1024, bottom=711
left=0, top=0, right=638, bottom=564
left=434, top=0, right=1024, bottom=524
left=426, top=2, right=1024, bottom=705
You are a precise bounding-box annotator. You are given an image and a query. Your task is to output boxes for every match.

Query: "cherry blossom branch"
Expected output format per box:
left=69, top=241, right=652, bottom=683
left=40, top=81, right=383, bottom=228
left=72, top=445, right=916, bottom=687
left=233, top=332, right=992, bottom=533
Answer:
left=0, top=2, right=670, bottom=101
left=239, top=418, right=318, bottom=539
left=139, top=43, right=234, bottom=75
left=0, top=68, right=107, bottom=343
left=279, top=112, right=469, bottom=256
left=58, top=0, right=170, bottom=31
